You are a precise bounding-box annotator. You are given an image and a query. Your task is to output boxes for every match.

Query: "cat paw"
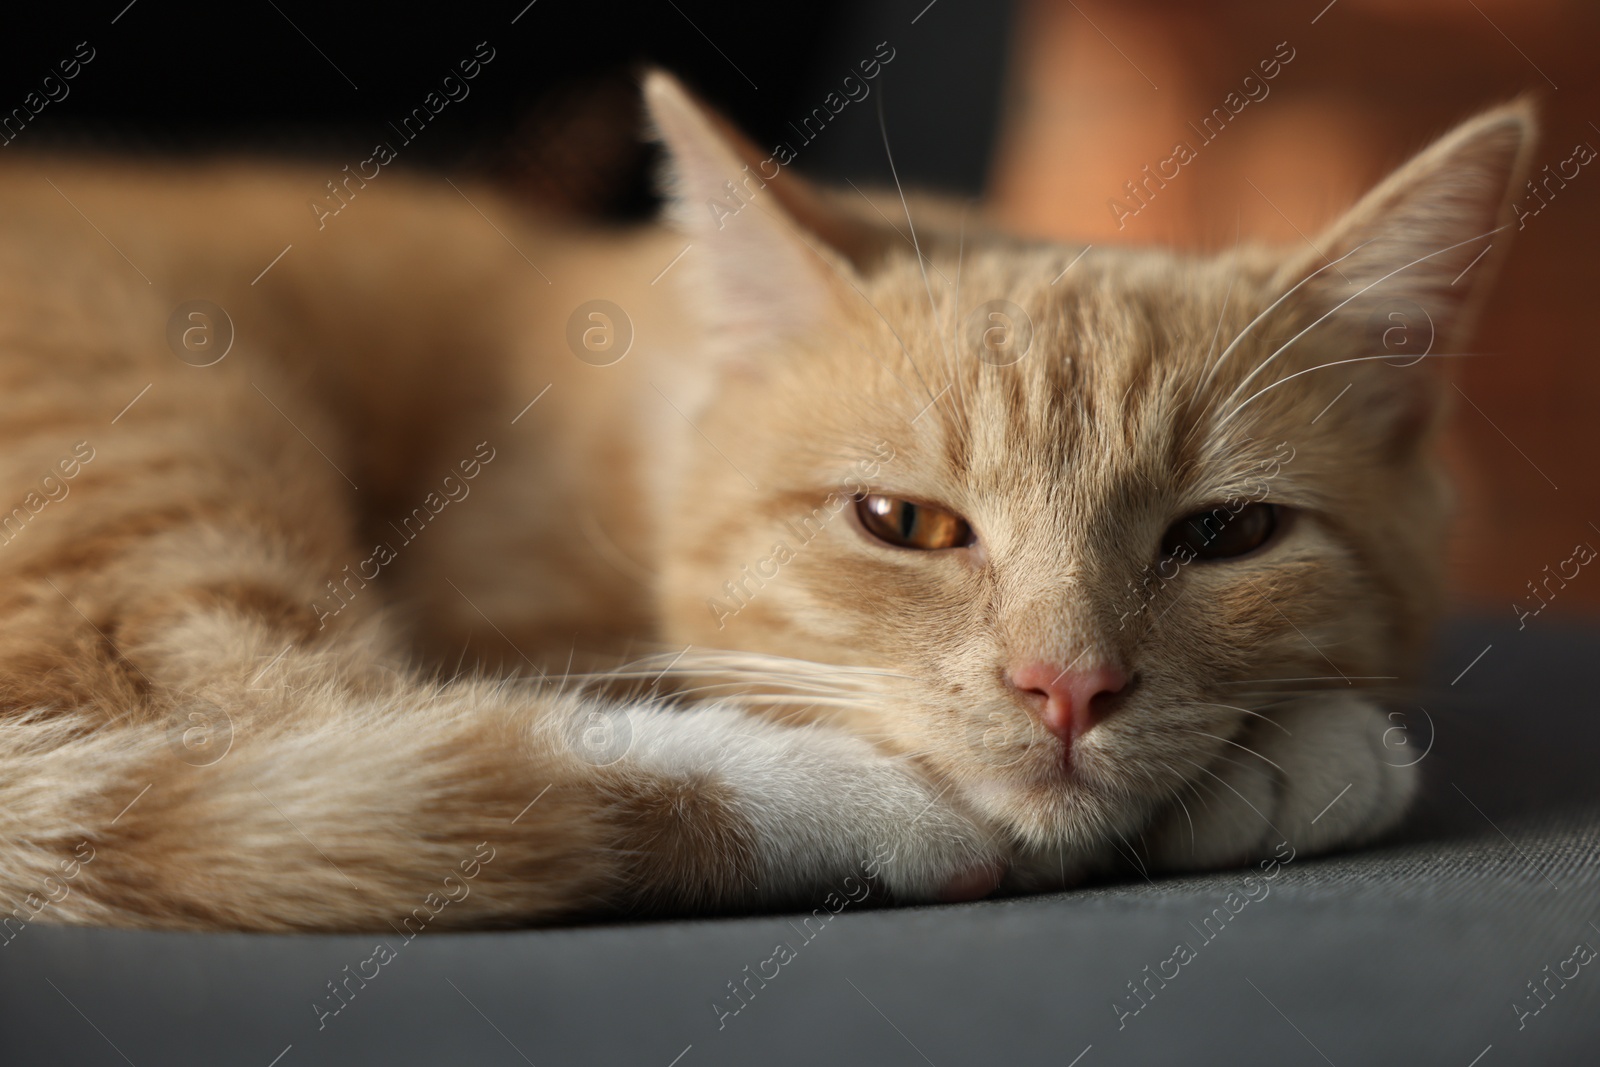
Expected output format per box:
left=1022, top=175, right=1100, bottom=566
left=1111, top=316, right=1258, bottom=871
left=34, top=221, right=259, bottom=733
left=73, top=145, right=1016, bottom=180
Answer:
left=1143, top=694, right=1417, bottom=871
left=620, top=706, right=1011, bottom=906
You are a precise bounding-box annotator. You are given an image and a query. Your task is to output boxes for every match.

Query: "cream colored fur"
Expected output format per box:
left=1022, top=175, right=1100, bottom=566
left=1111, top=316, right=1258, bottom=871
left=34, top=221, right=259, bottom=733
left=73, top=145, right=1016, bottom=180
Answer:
left=0, top=72, right=1533, bottom=931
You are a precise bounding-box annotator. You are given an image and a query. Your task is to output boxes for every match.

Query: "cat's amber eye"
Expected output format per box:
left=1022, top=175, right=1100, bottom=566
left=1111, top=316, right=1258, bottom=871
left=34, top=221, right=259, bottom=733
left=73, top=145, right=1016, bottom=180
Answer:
left=855, top=494, right=976, bottom=551
left=1161, top=502, right=1283, bottom=562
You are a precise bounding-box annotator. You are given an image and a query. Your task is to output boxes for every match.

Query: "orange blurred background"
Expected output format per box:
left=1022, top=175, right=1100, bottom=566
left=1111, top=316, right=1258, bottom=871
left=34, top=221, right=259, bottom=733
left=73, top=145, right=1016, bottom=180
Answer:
left=986, top=0, right=1599, bottom=618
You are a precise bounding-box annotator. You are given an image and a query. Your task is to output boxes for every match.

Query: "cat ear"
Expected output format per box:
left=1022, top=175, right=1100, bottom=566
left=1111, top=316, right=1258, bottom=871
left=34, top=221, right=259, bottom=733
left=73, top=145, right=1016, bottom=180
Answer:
left=1260, top=103, right=1537, bottom=453
left=643, top=70, right=867, bottom=354
left=1278, top=101, right=1537, bottom=353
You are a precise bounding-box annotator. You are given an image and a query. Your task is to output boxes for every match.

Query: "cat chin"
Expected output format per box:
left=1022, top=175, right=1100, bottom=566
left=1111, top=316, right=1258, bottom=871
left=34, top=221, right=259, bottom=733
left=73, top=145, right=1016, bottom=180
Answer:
left=951, top=771, right=1150, bottom=854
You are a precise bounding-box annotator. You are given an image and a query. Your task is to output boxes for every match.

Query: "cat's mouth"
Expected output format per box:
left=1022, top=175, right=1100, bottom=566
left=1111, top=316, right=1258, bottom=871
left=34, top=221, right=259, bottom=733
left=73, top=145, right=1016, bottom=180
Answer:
left=933, top=683, right=1208, bottom=846
left=951, top=759, right=1144, bottom=850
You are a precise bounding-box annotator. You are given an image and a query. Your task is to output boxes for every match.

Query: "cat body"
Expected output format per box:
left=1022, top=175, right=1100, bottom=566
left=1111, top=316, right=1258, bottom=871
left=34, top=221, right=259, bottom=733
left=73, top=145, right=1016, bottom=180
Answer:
left=0, top=74, right=1533, bottom=931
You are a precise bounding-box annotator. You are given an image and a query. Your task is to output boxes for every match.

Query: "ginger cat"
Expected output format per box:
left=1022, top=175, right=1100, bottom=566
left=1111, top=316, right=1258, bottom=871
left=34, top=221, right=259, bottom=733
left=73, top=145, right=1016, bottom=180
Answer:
left=0, top=73, right=1532, bottom=932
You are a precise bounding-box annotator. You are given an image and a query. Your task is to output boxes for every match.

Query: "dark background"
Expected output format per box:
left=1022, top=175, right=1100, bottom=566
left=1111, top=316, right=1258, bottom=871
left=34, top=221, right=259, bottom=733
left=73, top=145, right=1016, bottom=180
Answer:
left=0, top=1, right=1011, bottom=215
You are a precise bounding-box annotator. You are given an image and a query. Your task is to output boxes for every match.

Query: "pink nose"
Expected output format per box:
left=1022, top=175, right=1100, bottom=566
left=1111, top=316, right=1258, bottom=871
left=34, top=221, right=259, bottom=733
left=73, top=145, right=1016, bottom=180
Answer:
left=1008, top=662, right=1129, bottom=746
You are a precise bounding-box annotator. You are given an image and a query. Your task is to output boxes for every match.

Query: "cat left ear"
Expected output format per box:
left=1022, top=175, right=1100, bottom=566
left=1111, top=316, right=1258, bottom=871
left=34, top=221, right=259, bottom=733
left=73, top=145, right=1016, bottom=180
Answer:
left=1278, top=100, right=1537, bottom=353
left=643, top=70, right=866, bottom=357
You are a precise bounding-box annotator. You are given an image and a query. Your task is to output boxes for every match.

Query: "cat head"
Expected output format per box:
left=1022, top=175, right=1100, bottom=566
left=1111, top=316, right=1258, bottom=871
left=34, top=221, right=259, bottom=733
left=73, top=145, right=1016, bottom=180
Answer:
left=640, top=71, right=1534, bottom=854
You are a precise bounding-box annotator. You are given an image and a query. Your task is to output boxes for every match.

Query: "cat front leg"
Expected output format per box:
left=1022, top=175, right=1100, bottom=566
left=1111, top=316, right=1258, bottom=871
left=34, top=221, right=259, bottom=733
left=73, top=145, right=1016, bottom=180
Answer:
left=596, top=705, right=1011, bottom=911
left=1142, top=694, right=1418, bottom=870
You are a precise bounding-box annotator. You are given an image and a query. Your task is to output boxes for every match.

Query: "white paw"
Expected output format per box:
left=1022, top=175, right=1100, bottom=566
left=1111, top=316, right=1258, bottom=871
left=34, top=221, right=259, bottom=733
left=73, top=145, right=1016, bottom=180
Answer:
left=1145, top=694, right=1417, bottom=871
left=622, top=706, right=1010, bottom=905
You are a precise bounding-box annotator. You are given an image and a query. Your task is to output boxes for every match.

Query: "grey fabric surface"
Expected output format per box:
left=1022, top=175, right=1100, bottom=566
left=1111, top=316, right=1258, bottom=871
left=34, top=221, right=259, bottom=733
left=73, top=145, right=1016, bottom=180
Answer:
left=3, top=615, right=1597, bottom=1066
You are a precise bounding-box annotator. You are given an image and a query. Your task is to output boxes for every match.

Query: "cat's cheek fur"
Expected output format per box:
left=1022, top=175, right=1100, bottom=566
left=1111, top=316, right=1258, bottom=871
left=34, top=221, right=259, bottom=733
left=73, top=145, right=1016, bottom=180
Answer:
left=618, top=708, right=1010, bottom=904
left=1142, top=696, right=1417, bottom=870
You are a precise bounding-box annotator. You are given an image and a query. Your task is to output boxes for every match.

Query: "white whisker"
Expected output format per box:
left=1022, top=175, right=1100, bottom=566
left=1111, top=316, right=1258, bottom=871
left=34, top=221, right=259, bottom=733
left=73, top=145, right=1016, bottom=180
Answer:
left=772, top=201, right=939, bottom=403
left=1202, top=239, right=1376, bottom=389
left=1221, top=675, right=1396, bottom=685
left=1196, top=217, right=1242, bottom=387
left=1107, top=826, right=1154, bottom=885
left=1219, top=351, right=1475, bottom=426
left=1177, top=756, right=1282, bottom=837
left=875, top=90, right=950, bottom=380
left=1171, top=788, right=1197, bottom=854
left=1218, top=224, right=1505, bottom=416
left=719, top=694, right=888, bottom=711
left=1183, top=729, right=1287, bottom=774
left=1179, top=701, right=1294, bottom=735
left=948, top=200, right=971, bottom=416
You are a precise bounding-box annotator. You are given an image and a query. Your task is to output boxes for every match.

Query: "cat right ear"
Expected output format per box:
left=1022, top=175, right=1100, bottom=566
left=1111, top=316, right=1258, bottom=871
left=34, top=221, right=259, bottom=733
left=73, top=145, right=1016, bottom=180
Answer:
left=1277, top=100, right=1538, bottom=355
left=1259, top=102, right=1537, bottom=452
left=643, top=70, right=866, bottom=357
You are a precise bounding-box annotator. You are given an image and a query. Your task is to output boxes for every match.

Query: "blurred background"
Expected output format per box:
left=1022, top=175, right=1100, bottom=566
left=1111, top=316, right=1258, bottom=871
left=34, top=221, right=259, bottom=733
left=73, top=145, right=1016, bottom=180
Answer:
left=4, top=0, right=1594, bottom=620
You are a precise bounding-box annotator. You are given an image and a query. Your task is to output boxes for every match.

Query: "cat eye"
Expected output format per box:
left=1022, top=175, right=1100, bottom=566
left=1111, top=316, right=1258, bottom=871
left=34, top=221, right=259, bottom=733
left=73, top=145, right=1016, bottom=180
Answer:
left=855, top=494, right=976, bottom=551
left=1160, top=503, right=1283, bottom=562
